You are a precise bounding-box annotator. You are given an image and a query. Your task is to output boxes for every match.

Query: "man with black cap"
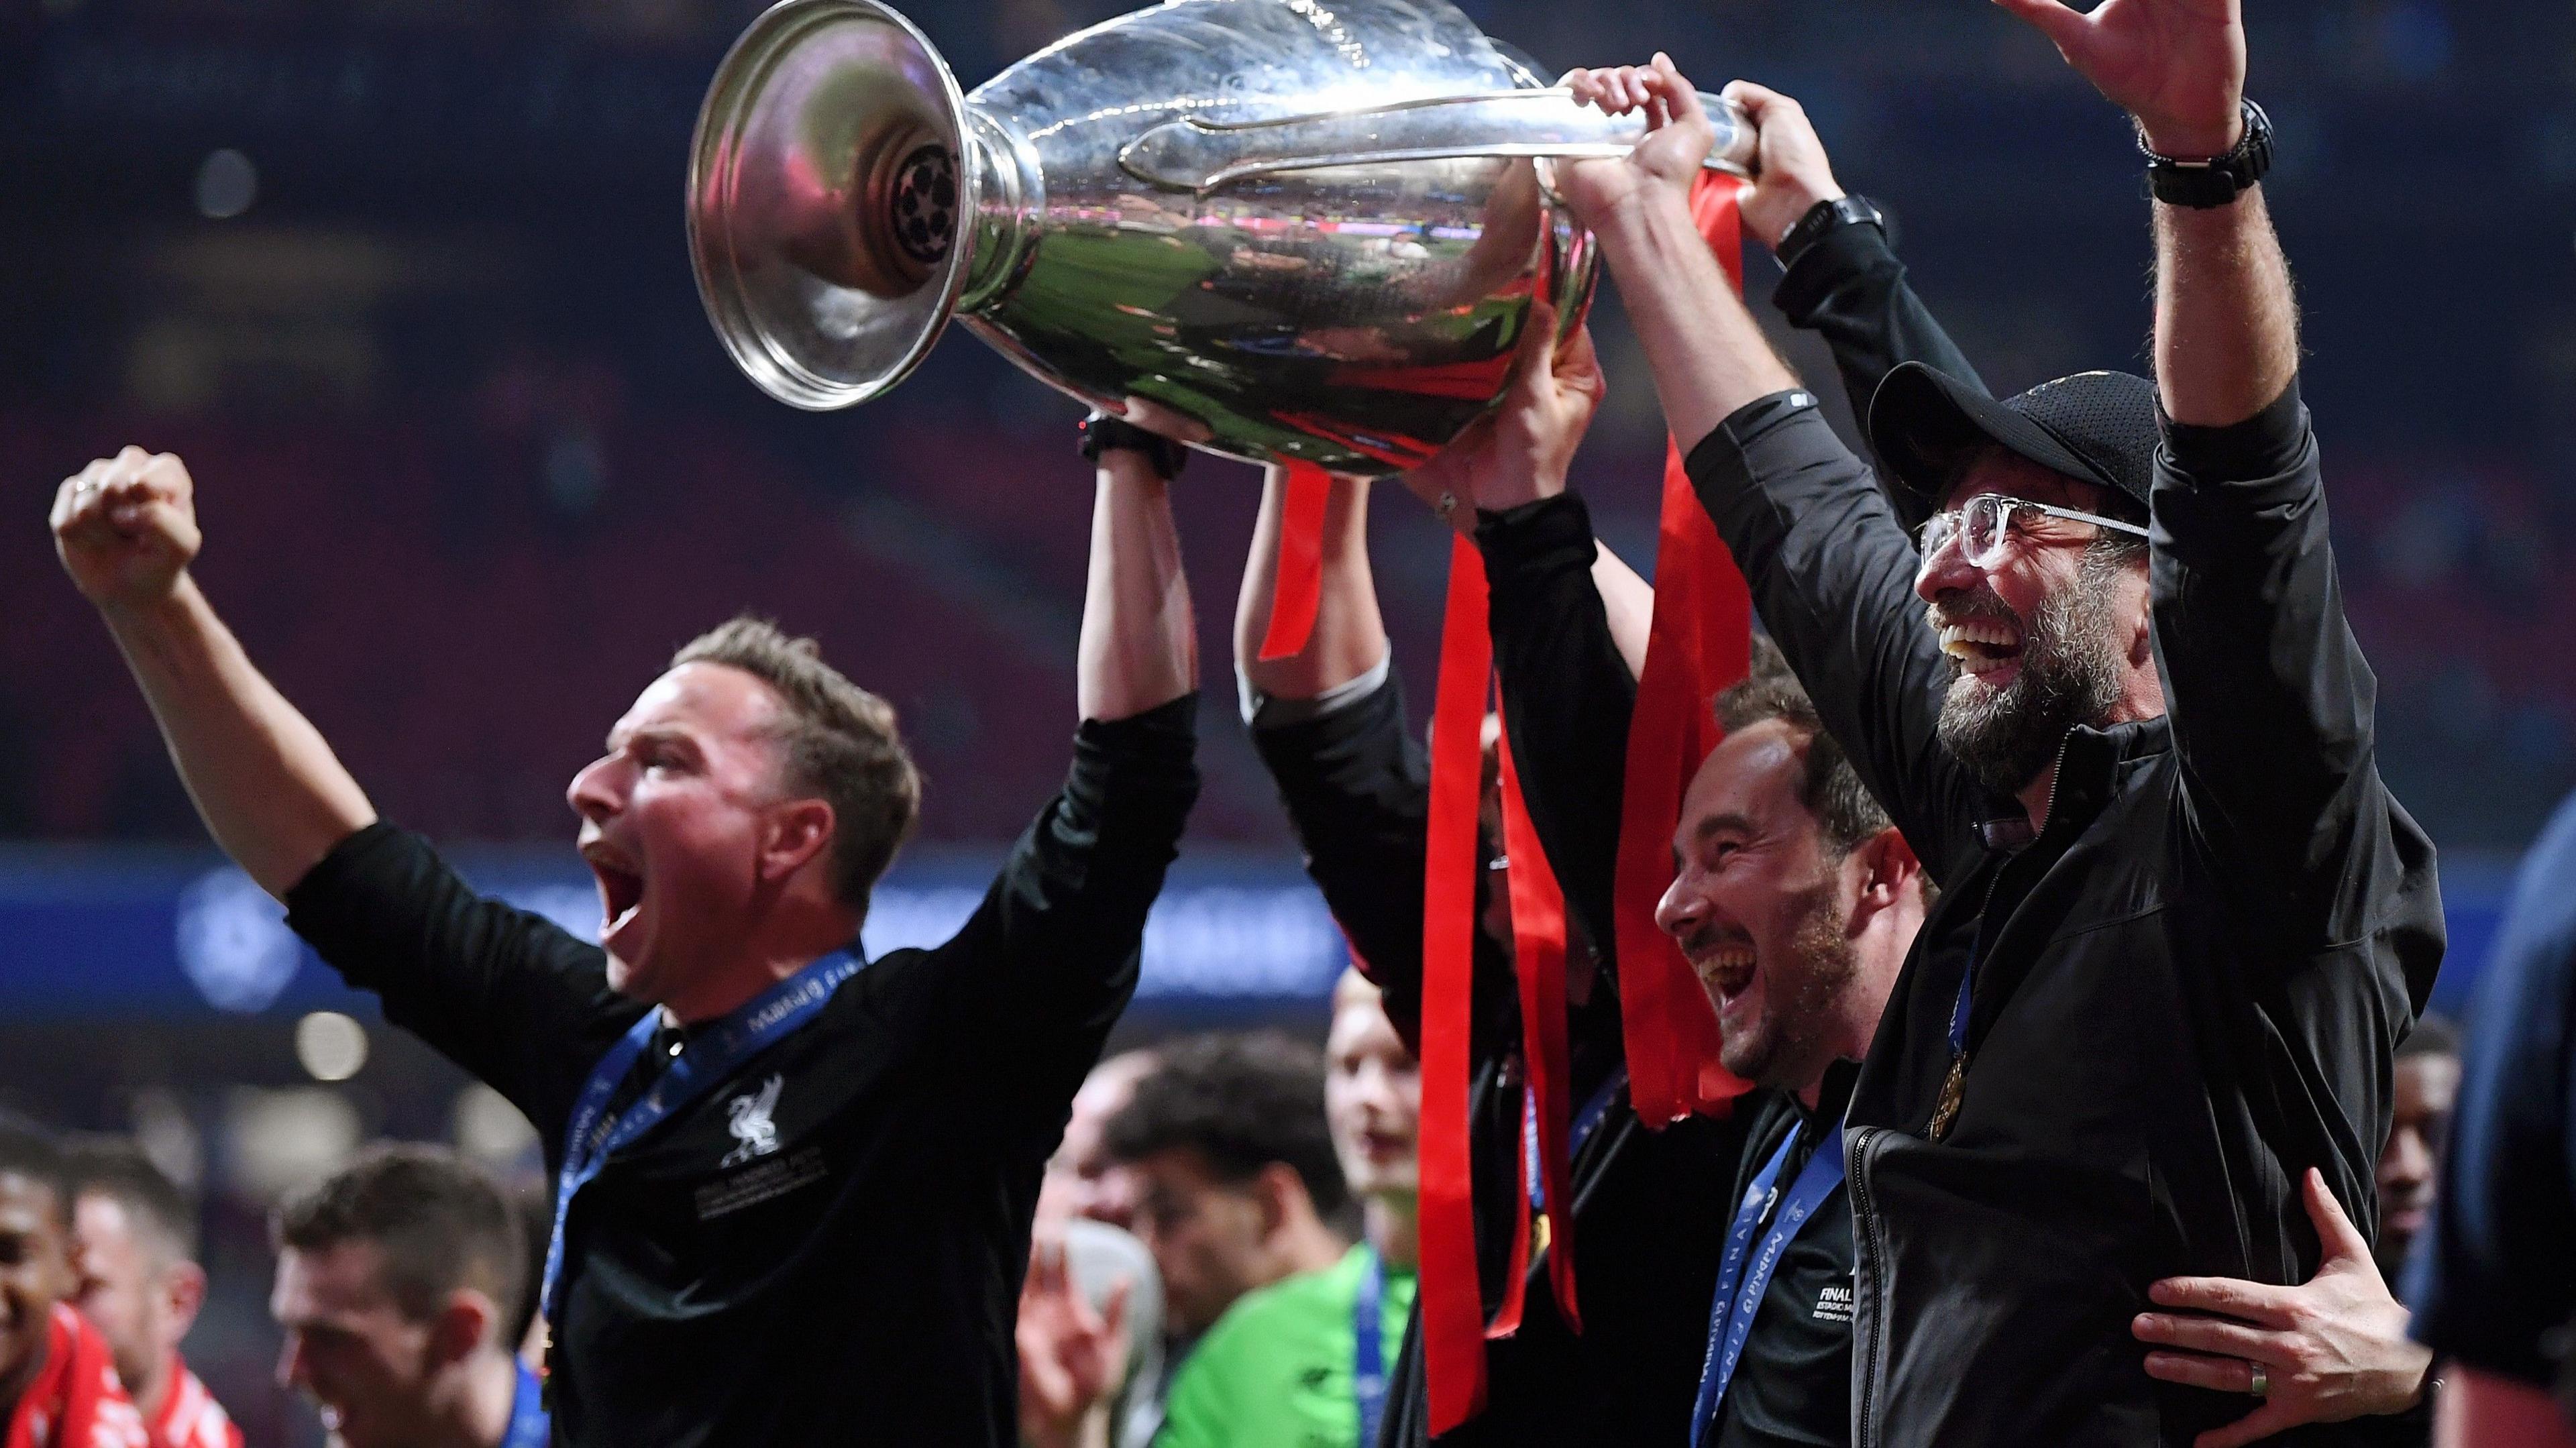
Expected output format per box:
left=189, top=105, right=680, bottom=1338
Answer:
left=1553, top=1, right=2443, bottom=1442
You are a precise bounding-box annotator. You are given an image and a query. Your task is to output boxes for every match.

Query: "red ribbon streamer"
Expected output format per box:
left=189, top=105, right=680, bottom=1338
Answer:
left=1496, top=709, right=1580, bottom=1330
left=1419, top=534, right=1497, bottom=1433
left=1613, top=172, right=1760, bottom=1126
left=1256, top=459, right=1335, bottom=661
left=1419, top=176, right=1757, bottom=1432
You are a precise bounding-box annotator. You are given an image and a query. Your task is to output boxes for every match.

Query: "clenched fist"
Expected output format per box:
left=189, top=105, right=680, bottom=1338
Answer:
left=51, top=447, right=203, bottom=610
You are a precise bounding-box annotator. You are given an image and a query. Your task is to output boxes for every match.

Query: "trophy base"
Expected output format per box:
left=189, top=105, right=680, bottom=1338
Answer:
left=688, top=0, right=976, bottom=410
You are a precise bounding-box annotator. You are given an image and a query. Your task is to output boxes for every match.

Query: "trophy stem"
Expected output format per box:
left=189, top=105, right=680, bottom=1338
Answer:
left=957, top=109, right=1045, bottom=315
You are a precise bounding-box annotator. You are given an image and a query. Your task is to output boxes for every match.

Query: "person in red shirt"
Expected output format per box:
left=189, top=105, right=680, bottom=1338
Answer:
left=0, top=1117, right=145, bottom=1448
left=62, top=1144, right=240, bottom=1448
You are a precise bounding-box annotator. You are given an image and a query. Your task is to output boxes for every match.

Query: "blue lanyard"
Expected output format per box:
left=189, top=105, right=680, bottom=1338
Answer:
left=1948, top=960, right=1974, bottom=1058
left=1524, top=1064, right=1629, bottom=1210
left=504, top=1361, right=551, bottom=1448
left=1688, top=1122, right=1847, bottom=1447
left=1353, top=1247, right=1387, bottom=1448
left=539, top=950, right=863, bottom=1322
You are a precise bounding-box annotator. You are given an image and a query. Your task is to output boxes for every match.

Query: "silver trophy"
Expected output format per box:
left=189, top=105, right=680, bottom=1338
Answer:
left=688, top=0, right=1754, bottom=474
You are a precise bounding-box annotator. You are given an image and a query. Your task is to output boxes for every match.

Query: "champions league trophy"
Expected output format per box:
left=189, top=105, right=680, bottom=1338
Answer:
left=688, top=0, right=1754, bottom=474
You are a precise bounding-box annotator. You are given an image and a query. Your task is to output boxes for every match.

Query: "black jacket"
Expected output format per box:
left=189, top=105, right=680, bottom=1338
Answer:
left=1686, top=366, right=2444, bottom=1443
left=286, top=699, right=1200, bottom=1447
left=1252, top=219, right=1984, bottom=1446
left=1252, top=678, right=1743, bottom=1447
left=1475, top=219, right=1986, bottom=1448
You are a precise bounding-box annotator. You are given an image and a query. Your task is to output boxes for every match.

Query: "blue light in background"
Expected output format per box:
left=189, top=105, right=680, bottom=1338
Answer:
left=0, top=848, right=1354, bottom=1020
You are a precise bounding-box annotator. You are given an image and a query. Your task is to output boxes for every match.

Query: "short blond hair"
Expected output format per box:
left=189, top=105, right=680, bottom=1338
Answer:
left=672, top=616, right=922, bottom=913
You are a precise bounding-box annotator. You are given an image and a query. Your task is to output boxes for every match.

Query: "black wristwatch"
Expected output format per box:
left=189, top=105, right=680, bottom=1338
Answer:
left=1775, top=195, right=1887, bottom=272
left=2139, top=99, right=2273, bottom=209
left=1079, top=410, right=1189, bottom=481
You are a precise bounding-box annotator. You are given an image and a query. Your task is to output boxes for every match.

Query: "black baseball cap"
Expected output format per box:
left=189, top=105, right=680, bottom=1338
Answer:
left=1866, top=363, right=2160, bottom=523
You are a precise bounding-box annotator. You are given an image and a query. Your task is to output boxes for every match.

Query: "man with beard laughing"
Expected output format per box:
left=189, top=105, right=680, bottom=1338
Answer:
left=49, top=425, right=1203, bottom=1446
left=1553, top=4, right=2444, bottom=1441
left=1646, top=651, right=1926, bottom=1448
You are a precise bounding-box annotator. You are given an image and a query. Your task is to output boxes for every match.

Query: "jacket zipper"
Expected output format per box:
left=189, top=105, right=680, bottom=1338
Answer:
left=1852, top=730, right=2084, bottom=1445
left=1847, top=1125, right=1893, bottom=1448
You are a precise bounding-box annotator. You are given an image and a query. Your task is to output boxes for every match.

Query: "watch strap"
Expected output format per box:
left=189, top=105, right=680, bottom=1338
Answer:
left=1775, top=195, right=1886, bottom=273
left=2140, top=99, right=2273, bottom=209
left=1079, top=411, right=1188, bottom=480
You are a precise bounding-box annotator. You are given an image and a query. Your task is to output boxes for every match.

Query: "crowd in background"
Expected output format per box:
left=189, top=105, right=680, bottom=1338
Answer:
left=0, top=976, right=2500, bottom=1447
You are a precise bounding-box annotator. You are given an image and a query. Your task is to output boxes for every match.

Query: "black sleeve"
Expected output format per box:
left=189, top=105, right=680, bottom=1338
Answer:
left=284, top=824, right=642, bottom=1155
left=929, top=693, right=1199, bottom=1095
left=2150, top=383, right=2416, bottom=948
left=1249, top=671, right=1515, bottom=1061
left=1475, top=494, right=1631, bottom=964
left=1773, top=220, right=1990, bottom=451
left=1685, top=396, right=1988, bottom=887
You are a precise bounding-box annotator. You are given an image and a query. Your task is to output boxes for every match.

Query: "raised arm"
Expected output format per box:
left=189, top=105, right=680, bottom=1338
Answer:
left=1235, top=466, right=1385, bottom=708
left=1409, top=321, right=1636, bottom=957
left=1554, top=61, right=1798, bottom=456
left=54, top=449, right=622, bottom=1137
left=1996, top=0, right=2401, bottom=937
left=936, top=430, right=1201, bottom=1100
left=1232, top=467, right=1423, bottom=1013
left=1230, top=463, right=1521, bottom=1056
left=1727, top=81, right=1991, bottom=437
left=50, top=448, right=375, bottom=897
left=1989, top=0, right=2292, bottom=427
left=1079, top=435, right=1198, bottom=723
left=1556, top=64, right=1987, bottom=885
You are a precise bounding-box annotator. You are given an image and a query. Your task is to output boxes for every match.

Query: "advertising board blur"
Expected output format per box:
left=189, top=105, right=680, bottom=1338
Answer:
left=0, top=846, right=1354, bottom=1021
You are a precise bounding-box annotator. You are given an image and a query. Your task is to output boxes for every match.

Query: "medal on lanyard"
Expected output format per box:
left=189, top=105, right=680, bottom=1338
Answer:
left=1353, top=1248, right=1388, bottom=1448
left=1931, top=917, right=1997, bottom=1143
left=540, top=949, right=864, bottom=1323
left=1688, top=1125, right=1846, bottom=1447
left=1928, top=944, right=1970, bottom=1141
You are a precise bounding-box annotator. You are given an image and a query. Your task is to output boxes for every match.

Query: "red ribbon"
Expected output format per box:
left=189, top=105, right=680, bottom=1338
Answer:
left=1417, top=175, right=1756, bottom=1433
left=1496, top=706, right=1580, bottom=1330
left=1420, top=533, right=1498, bottom=1433
left=1613, top=172, right=1760, bottom=1126
left=1257, top=459, right=1336, bottom=661
left=1417, top=543, right=1586, bottom=1435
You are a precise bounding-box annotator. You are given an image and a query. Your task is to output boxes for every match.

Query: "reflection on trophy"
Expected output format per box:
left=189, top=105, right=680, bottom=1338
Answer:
left=688, top=0, right=1754, bottom=474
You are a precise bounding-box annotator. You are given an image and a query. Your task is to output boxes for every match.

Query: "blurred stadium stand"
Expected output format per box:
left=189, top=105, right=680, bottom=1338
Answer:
left=1, top=0, right=2567, bottom=1438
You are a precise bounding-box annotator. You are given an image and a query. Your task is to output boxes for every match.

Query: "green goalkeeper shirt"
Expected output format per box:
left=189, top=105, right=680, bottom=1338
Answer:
left=1155, top=1245, right=1417, bottom=1448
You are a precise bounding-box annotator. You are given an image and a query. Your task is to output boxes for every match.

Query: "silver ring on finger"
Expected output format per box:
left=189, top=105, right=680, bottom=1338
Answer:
left=2248, top=1363, right=2269, bottom=1399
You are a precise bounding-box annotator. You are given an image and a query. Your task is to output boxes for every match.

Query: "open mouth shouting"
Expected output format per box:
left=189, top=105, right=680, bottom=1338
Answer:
left=580, top=836, right=648, bottom=959
left=1936, top=611, right=2025, bottom=685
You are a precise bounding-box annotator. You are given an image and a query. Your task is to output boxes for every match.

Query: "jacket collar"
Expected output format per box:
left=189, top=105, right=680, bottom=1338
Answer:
left=1977, top=715, right=2174, bottom=850
left=1805, top=1058, right=1863, bottom=1131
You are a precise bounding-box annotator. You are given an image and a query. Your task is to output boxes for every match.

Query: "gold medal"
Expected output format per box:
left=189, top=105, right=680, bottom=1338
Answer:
left=1927, top=1054, right=1968, bottom=1142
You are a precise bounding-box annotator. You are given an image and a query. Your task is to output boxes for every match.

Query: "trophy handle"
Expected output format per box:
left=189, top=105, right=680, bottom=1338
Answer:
left=1118, top=87, right=1756, bottom=193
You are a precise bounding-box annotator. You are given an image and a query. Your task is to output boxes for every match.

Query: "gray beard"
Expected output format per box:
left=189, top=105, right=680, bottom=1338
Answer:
left=1933, top=547, right=2130, bottom=799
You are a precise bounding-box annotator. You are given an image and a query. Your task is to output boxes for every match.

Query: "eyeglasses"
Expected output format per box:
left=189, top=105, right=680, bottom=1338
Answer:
left=1915, top=494, right=2149, bottom=570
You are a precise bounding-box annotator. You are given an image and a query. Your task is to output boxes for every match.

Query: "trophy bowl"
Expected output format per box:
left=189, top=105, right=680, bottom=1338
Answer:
left=688, top=0, right=1752, bottom=474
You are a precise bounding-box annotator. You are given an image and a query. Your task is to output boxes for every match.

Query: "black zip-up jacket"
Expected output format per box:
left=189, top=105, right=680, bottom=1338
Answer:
left=1474, top=217, right=1984, bottom=1448
left=1686, top=366, right=2445, bottom=1443
left=1252, top=218, right=1982, bottom=1445
left=1252, top=677, right=1745, bottom=1446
